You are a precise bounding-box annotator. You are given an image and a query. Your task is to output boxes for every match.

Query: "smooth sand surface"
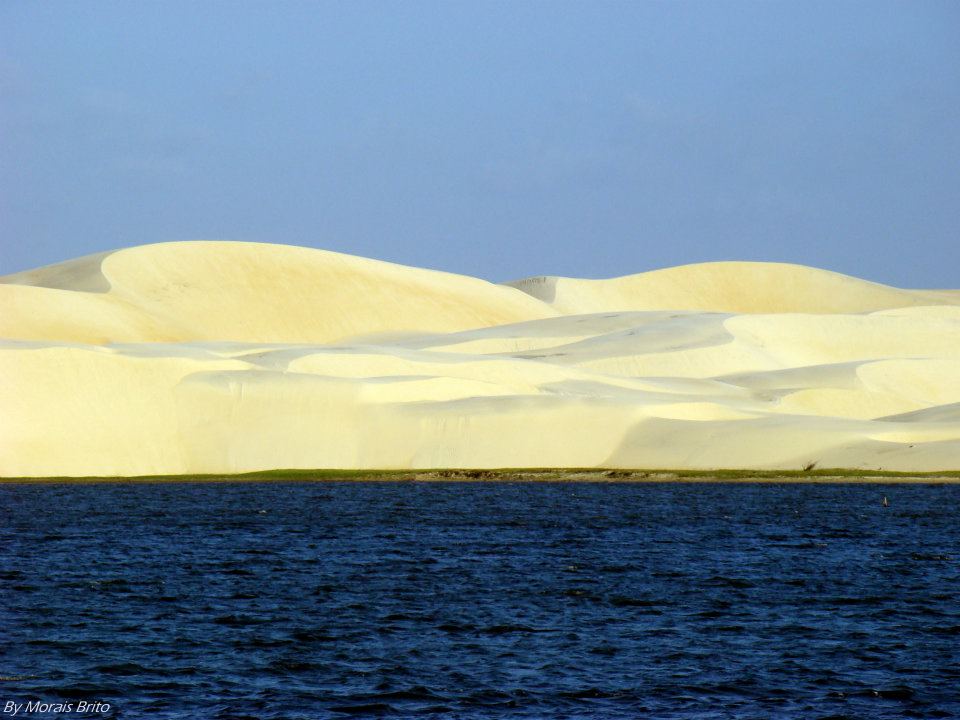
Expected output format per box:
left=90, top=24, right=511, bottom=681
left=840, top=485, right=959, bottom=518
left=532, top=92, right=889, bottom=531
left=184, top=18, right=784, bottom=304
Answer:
left=1, top=241, right=555, bottom=344
left=504, top=261, right=954, bottom=314
left=2, top=241, right=959, bottom=477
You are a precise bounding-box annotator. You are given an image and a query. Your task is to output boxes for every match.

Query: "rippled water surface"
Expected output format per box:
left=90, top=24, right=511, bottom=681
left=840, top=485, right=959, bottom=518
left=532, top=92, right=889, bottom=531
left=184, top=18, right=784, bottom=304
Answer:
left=2, top=481, right=959, bottom=718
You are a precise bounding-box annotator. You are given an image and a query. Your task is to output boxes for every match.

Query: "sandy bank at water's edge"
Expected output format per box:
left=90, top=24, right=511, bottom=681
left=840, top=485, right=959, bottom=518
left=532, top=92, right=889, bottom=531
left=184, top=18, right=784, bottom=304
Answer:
left=3, top=469, right=959, bottom=484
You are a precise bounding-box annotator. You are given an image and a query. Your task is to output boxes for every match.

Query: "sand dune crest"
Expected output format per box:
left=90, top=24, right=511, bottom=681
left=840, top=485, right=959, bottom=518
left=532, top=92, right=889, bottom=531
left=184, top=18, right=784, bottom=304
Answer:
left=506, top=261, right=952, bottom=314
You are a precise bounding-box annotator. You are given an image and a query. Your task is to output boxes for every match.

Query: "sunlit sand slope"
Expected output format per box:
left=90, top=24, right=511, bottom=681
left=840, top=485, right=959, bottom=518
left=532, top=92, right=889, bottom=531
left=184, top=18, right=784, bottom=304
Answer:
left=506, top=262, right=954, bottom=314
left=0, top=241, right=556, bottom=344
left=2, top=242, right=959, bottom=476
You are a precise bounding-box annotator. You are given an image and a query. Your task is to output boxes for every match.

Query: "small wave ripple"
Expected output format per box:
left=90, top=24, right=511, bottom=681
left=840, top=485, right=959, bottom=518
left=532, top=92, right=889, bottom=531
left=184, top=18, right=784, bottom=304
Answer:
left=1, top=481, right=958, bottom=718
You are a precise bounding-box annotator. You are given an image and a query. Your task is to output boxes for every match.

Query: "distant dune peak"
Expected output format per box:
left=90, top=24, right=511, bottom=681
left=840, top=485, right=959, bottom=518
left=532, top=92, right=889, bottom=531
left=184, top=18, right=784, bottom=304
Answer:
left=505, top=260, right=953, bottom=315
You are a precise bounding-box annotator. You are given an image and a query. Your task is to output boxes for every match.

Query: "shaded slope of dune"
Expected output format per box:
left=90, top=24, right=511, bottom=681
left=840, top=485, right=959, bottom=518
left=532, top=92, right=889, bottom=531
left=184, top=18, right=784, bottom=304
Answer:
left=2, top=241, right=959, bottom=476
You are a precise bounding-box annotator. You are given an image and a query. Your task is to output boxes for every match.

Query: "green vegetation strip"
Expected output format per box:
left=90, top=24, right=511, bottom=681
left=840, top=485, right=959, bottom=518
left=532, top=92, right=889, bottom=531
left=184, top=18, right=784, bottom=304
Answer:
left=2, top=468, right=959, bottom=483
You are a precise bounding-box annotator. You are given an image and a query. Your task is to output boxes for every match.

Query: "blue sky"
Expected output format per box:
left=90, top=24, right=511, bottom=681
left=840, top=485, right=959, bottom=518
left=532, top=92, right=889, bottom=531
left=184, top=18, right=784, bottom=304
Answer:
left=2, top=1, right=958, bottom=286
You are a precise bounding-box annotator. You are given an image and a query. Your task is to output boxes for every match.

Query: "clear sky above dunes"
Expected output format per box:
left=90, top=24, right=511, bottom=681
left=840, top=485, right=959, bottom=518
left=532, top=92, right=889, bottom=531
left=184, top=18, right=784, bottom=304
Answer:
left=1, top=0, right=958, bottom=286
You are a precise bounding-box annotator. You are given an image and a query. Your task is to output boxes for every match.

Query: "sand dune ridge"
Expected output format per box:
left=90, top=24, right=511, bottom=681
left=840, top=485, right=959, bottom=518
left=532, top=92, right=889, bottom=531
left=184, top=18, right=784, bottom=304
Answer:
left=2, top=241, right=958, bottom=476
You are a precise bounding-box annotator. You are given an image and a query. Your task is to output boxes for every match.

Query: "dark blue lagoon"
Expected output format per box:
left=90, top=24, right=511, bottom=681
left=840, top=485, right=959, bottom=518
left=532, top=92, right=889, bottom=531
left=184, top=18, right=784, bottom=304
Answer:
left=1, top=481, right=959, bottom=719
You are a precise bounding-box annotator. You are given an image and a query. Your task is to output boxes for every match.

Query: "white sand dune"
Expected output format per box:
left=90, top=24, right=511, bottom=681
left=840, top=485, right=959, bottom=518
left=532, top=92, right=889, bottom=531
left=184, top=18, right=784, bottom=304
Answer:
left=1, top=241, right=555, bottom=344
left=2, top=241, right=958, bottom=476
left=506, top=261, right=953, bottom=314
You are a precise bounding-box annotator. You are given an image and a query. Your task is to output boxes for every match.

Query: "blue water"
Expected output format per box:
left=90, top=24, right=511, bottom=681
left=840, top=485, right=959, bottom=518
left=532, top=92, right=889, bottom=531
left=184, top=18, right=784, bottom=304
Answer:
left=1, top=482, right=959, bottom=719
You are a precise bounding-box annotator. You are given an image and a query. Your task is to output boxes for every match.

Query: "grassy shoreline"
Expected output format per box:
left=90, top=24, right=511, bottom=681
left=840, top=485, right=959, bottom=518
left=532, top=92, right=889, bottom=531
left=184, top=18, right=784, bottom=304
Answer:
left=2, top=468, right=959, bottom=484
